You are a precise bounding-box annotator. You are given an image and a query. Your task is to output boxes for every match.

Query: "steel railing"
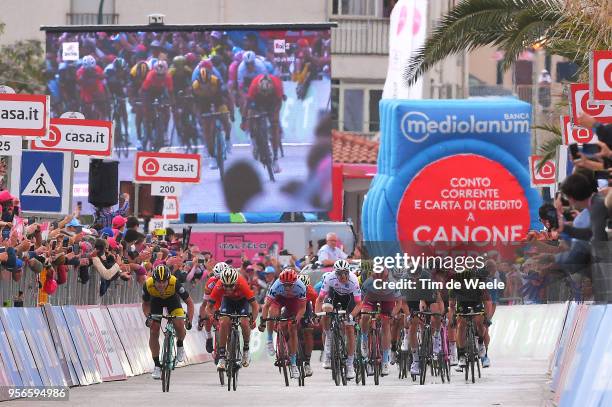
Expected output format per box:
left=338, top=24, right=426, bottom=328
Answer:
left=66, top=13, right=119, bottom=25
left=330, top=17, right=390, bottom=55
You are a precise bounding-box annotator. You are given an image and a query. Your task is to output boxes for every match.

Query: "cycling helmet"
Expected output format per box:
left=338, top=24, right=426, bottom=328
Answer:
left=279, top=268, right=298, bottom=284
left=333, top=259, right=351, bottom=273
left=297, top=38, right=309, bottom=48
left=155, top=60, right=168, bottom=75
left=132, top=60, right=149, bottom=79
left=258, top=74, right=274, bottom=95
left=152, top=264, right=171, bottom=282
left=197, top=58, right=213, bottom=71
left=82, top=55, right=96, bottom=69
left=210, top=31, right=222, bottom=40
left=150, top=40, right=162, bottom=49
left=232, top=46, right=243, bottom=54
left=113, top=57, right=127, bottom=71
left=243, top=50, right=256, bottom=64
left=212, top=261, right=229, bottom=277
left=298, top=274, right=311, bottom=286
left=220, top=267, right=239, bottom=286
left=172, top=55, right=186, bottom=68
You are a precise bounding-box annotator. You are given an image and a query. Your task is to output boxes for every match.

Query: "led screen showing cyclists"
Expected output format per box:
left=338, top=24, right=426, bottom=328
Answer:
left=45, top=27, right=332, bottom=214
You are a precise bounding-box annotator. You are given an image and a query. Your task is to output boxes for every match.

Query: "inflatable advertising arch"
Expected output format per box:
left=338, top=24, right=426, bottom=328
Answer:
left=362, top=99, right=542, bottom=251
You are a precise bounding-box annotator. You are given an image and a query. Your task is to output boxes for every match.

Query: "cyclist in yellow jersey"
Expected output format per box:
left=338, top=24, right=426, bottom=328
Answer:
left=143, top=265, right=194, bottom=380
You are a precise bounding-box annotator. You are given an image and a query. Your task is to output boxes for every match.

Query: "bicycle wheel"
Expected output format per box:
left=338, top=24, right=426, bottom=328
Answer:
left=161, top=334, right=172, bottom=392
left=254, top=117, right=275, bottom=182
left=370, top=332, right=380, bottom=386
left=215, top=125, right=225, bottom=180
left=330, top=328, right=340, bottom=386
left=419, top=328, right=430, bottom=385
left=476, top=352, right=482, bottom=379
left=227, top=329, right=237, bottom=391
left=218, top=369, right=225, bottom=386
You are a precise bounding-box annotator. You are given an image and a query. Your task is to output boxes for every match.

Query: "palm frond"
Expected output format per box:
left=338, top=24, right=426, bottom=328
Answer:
left=535, top=123, right=562, bottom=169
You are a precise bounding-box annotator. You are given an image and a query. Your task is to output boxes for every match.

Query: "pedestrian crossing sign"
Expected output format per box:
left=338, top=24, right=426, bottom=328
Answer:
left=19, top=150, right=73, bottom=215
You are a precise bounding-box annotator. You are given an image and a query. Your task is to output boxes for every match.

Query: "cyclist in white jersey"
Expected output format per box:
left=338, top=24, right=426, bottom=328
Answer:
left=315, top=259, right=362, bottom=380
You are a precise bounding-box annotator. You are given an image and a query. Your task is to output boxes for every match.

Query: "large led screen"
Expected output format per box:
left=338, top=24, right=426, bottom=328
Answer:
left=44, top=26, right=332, bottom=214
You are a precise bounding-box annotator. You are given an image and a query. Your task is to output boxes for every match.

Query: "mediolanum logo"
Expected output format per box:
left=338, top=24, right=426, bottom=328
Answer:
left=400, top=111, right=530, bottom=143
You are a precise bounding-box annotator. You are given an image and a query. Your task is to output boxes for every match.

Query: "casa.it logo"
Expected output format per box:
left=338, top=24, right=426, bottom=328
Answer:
left=40, top=126, right=62, bottom=148
left=596, top=57, right=612, bottom=92
left=400, top=111, right=531, bottom=143
left=142, top=158, right=160, bottom=176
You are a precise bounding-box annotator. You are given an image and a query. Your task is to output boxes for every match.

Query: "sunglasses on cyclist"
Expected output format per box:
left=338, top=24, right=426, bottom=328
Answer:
left=282, top=282, right=294, bottom=287
left=336, top=270, right=349, bottom=276
left=223, top=284, right=236, bottom=289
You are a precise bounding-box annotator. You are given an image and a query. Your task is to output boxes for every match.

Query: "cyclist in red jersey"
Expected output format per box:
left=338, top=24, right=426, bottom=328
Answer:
left=140, top=60, right=174, bottom=150
left=246, top=73, right=284, bottom=173
left=206, top=268, right=259, bottom=370
left=198, top=262, right=229, bottom=353
left=76, top=55, right=108, bottom=119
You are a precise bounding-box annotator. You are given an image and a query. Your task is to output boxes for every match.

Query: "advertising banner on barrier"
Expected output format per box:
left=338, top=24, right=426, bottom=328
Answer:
left=62, top=306, right=102, bottom=385
left=76, top=306, right=126, bottom=382
left=20, top=308, right=67, bottom=387
left=107, top=306, right=146, bottom=376
left=559, top=305, right=608, bottom=407
left=122, top=305, right=153, bottom=373
left=0, top=317, right=22, bottom=388
left=135, top=152, right=201, bottom=183
left=0, top=309, right=42, bottom=386
left=101, top=308, right=133, bottom=377
left=191, top=231, right=284, bottom=264
left=44, top=305, right=80, bottom=387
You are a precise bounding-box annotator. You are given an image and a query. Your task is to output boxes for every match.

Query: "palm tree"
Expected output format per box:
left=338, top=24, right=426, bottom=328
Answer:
left=404, top=0, right=611, bottom=168
left=404, top=0, right=611, bottom=85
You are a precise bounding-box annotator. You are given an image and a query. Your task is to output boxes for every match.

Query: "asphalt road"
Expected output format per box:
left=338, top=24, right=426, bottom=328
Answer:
left=23, top=354, right=551, bottom=407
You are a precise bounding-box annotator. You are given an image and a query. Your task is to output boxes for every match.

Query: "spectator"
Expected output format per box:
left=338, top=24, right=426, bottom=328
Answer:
left=13, top=291, right=23, bottom=307
left=94, top=193, right=130, bottom=229
left=317, top=232, right=348, bottom=266
left=557, top=173, right=608, bottom=242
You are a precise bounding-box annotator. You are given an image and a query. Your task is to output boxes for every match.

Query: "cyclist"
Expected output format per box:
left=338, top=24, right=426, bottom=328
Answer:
left=432, top=267, right=458, bottom=365
left=142, top=265, right=194, bottom=380
left=206, top=267, right=259, bottom=370
left=359, top=267, right=400, bottom=376
left=198, top=261, right=229, bottom=353
left=128, top=60, right=149, bottom=141
left=448, top=268, right=493, bottom=372
left=169, top=55, right=197, bottom=150
left=57, top=61, right=79, bottom=113
left=237, top=50, right=267, bottom=130
left=169, top=55, right=194, bottom=95
left=76, top=55, right=108, bottom=120
left=140, top=59, right=174, bottom=150
left=246, top=73, right=284, bottom=173
left=104, top=57, right=130, bottom=140
left=396, top=267, right=444, bottom=376
left=192, top=67, right=233, bottom=167
left=315, top=259, right=362, bottom=380
left=259, top=267, right=307, bottom=379
left=298, top=273, right=317, bottom=377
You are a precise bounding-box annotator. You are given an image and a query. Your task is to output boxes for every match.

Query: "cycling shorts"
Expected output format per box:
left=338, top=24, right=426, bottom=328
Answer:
left=362, top=299, right=394, bottom=316
left=150, top=295, right=185, bottom=317
left=270, top=296, right=305, bottom=318
left=324, top=288, right=356, bottom=314
left=406, top=300, right=434, bottom=314
left=220, top=297, right=250, bottom=315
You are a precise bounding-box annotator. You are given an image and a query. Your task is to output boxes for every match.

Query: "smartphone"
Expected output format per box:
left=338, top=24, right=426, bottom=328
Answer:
left=146, top=234, right=152, bottom=244
left=62, top=237, right=69, bottom=248
left=77, top=201, right=82, bottom=210
left=594, top=170, right=611, bottom=180
left=73, top=243, right=81, bottom=255
left=198, top=258, right=205, bottom=264
left=1, top=228, right=9, bottom=240
left=569, top=143, right=579, bottom=160
left=101, top=233, right=108, bottom=240
left=66, top=246, right=73, bottom=254
left=51, top=240, right=57, bottom=250
left=581, top=143, right=600, bottom=158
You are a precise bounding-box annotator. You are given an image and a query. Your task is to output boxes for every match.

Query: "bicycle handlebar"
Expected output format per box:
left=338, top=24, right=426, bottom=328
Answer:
left=417, top=311, right=443, bottom=317
left=261, top=316, right=296, bottom=322
left=456, top=312, right=484, bottom=317
left=217, top=312, right=251, bottom=319
left=315, top=310, right=346, bottom=317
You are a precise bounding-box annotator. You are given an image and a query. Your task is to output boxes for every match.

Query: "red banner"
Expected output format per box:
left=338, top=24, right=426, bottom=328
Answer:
left=191, top=232, right=284, bottom=263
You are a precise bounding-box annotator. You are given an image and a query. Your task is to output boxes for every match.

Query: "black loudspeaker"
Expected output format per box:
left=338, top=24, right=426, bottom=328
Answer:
left=88, top=159, right=119, bottom=208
